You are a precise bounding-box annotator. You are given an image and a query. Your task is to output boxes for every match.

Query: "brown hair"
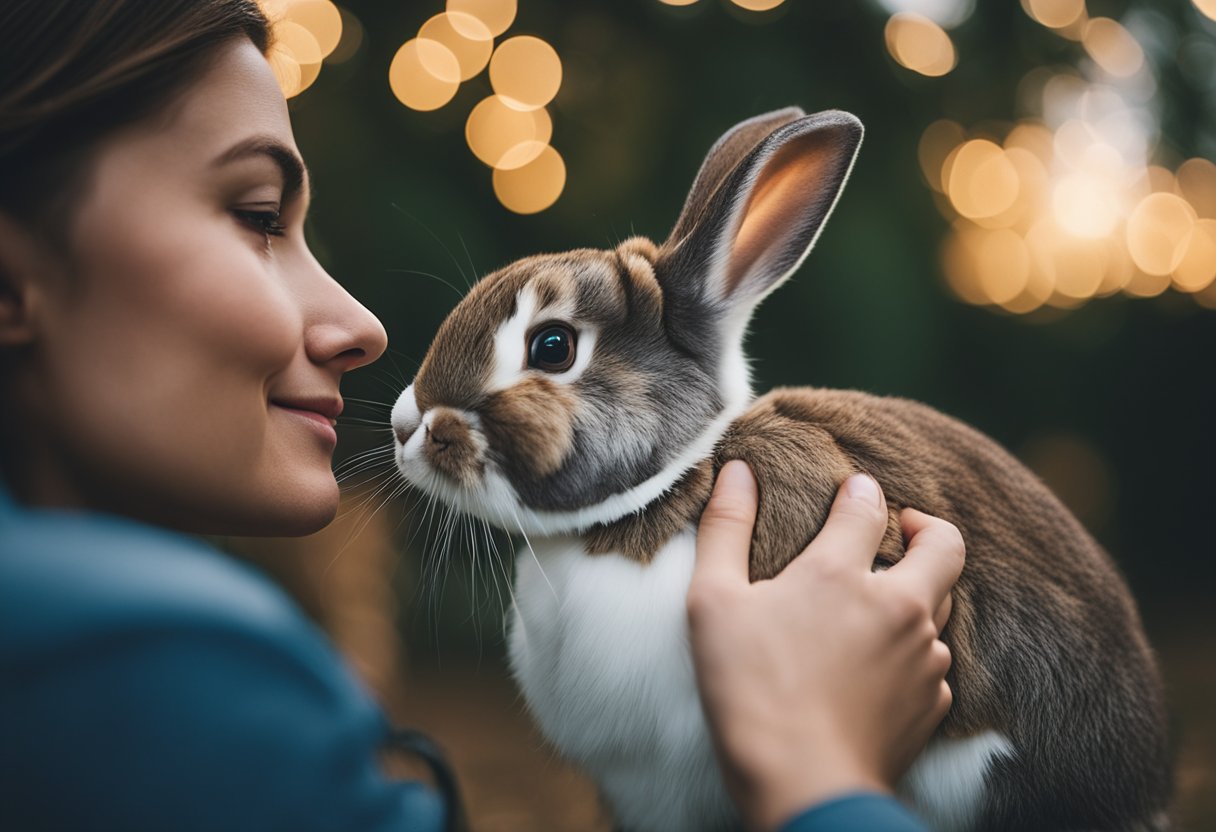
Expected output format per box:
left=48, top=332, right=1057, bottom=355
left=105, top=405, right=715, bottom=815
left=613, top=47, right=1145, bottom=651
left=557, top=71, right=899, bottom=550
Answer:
left=0, top=0, right=271, bottom=228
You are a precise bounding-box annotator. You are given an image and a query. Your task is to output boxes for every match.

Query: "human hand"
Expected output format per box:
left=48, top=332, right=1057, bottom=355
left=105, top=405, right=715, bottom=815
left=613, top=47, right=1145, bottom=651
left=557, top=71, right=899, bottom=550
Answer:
left=687, top=461, right=965, bottom=832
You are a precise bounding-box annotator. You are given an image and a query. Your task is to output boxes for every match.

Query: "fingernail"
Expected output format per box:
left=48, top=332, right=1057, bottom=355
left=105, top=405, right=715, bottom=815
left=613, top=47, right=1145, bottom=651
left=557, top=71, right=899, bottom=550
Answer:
left=718, top=460, right=754, bottom=491
left=845, top=474, right=880, bottom=506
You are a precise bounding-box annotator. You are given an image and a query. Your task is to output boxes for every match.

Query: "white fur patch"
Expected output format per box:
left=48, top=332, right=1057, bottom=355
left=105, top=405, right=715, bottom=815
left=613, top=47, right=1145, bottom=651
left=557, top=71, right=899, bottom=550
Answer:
left=899, top=731, right=1015, bottom=832
left=508, top=528, right=1015, bottom=832
left=509, top=529, right=737, bottom=832
left=489, top=285, right=540, bottom=392
left=390, top=384, right=420, bottom=442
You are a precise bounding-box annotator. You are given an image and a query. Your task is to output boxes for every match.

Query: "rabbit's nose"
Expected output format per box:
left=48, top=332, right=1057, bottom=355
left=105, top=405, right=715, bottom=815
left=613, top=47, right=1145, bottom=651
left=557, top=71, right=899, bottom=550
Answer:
left=421, top=408, right=483, bottom=484
left=425, top=423, right=450, bottom=452
left=394, top=423, right=415, bottom=445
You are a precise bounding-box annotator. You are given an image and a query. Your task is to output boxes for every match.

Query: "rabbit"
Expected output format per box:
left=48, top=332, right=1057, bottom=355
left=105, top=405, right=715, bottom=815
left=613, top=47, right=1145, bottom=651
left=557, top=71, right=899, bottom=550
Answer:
left=390, top=107, right=1172, bottom=832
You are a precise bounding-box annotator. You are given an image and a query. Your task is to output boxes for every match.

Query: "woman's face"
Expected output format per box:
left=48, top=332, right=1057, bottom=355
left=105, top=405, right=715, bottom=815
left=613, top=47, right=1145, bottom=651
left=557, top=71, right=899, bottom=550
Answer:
left=11, top=40, right=387, bottom=535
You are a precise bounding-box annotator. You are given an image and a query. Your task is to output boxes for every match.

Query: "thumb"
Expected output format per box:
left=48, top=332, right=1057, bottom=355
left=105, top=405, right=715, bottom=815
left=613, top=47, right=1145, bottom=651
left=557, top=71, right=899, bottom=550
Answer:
left=694, top=460, right=759, bottom=587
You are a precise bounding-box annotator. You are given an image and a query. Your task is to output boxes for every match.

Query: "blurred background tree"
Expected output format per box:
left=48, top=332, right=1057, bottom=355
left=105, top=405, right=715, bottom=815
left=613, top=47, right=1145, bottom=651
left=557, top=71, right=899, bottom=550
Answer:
left=231, top=1, right=1215, bottom=828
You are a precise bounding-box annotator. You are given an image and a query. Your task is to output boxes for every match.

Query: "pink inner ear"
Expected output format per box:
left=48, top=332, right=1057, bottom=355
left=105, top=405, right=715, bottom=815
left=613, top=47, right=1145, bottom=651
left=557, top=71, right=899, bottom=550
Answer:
left=725, top=133, right=839, bottom=297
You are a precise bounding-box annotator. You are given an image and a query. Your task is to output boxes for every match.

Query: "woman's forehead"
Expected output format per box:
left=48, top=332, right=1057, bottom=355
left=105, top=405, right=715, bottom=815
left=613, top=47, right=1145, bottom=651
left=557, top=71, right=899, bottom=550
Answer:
left=147, top=39, right=297, bottom=164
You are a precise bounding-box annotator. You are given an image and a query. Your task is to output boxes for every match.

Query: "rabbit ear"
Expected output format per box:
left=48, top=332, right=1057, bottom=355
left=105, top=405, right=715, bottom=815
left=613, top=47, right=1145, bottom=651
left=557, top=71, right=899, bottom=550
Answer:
left=658, top=109, right=863, bottom=316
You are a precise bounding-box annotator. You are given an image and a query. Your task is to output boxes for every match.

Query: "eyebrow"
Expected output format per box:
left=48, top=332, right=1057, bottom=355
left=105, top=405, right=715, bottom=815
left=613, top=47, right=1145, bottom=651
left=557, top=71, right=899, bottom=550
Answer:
left=212, top=137, right=308, bottom=202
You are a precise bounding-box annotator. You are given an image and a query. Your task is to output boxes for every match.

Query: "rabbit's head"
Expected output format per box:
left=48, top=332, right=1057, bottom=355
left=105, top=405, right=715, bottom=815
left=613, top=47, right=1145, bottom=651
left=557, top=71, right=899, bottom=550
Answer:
left=392, top=108, right=862, bottom=535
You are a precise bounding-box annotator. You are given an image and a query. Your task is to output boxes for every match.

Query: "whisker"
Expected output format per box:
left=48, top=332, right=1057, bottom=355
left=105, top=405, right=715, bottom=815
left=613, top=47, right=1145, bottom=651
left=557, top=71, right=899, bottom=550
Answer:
left=388, top=203, right=473, bottom=290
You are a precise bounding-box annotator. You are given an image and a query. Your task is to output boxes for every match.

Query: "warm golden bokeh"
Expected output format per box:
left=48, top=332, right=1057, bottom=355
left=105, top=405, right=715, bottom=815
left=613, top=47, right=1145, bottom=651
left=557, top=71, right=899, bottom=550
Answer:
left=466, top=96, right=553, bottom=169
left=447, top=0, right=518, bottom=38
left=389, top=39, right=461, bottom=111
left=658, top=0, right=701, bottom=5
left=492, top=144, right=567, bottom=214
left=258, top=0, right=345, bottom=97
left=419, top=12, right=493, bottom=81
left=927, top=7, right=1216, bottom=312
left=268, top=47, right=303, bottom=99
left=327, top=7, right=364, bottom=64
left=1172, top=219, right=1216, bottom=293
left=730, top=0, right=786, bottom=10
left=1194, top=0, right=1216, bottom=23
left=1082, top=18, right=1145, bottom=78
left=884, top=13, right=956, bottom=77
left=1126, top=193, right=1197, bottom=277
left=1176, top=158, right=1216, bottom=219
left=918, top=119, right=965, bottom=193
left=947, top=140, right=1020, bottom=219
left=489, top=36, right=563, bottom=111
left=280, top=0, right=343, bottom=58
left=1020, top=0, right=1086, bottom=30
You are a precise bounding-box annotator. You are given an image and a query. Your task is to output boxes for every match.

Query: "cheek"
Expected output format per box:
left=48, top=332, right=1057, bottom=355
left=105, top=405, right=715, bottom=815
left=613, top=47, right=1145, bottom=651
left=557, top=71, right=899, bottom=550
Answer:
left=43, top=199, right=305, bottom=518
left=482, top=377, right=576, bottom=479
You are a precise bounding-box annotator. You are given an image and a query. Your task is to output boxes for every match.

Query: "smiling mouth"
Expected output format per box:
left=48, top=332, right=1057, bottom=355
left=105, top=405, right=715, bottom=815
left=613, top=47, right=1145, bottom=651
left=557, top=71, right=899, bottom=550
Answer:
left=270, top=397, right=342, bottom=445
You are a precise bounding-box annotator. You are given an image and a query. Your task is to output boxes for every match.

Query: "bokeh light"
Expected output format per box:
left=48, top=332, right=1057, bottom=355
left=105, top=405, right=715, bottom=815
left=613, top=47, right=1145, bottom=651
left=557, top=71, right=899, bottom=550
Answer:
left=281, top=0, right=343, bottom=58
left=947, top=140, right=1020, bottom=219
left=1020, top=0, right=1085, bottom=31
left=492, top=144, right=566, bottom=214
left=447, top=0, right=517, bottom=37
left=1194, top=0, right=1216, bottom=23
left=724, top=0, right=783, bottom=10
left=419, top=12, right=493, bottom=81
left=466, top=96, right=553, bottom=169
left=258, top=0, right=346, bottom=98
left=1082, top=18, right=1145, bottom=79
left=1173, top=220, right=1216, bottom=292
left=268, top=47, right=303, bottom=99
left=658, top=0, right=701, bottom=5
left=918, top=120, right=964, bottom=192
left=731, top=0, right=786, bottom=10
left=1126, top=193, right=1197, bottom=276
left=1176, top=158, right=1216, bottom=219
left=876, top=0, right=974, bottom=29
left=326, top=7, right=364, bottom=64
left=885, top=13, right=957, bottom=77
left=490, top=36, right=563, bottom=111
left=389, top=39, right=461, bottom=111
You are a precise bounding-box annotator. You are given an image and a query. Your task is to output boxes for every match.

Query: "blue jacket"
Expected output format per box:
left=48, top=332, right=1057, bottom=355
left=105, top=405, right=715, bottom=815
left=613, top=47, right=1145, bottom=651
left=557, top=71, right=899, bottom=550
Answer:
left=0, top=486, right=924, bottom=831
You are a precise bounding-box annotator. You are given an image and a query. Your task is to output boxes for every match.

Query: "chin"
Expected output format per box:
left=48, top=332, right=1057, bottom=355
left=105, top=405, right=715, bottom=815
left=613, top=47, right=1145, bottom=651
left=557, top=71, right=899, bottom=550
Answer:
left=216, top=474, right=340, bottom=537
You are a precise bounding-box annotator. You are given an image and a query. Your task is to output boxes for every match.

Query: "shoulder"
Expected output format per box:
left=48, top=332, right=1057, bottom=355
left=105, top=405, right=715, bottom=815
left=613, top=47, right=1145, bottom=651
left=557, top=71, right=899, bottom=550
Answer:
left=0, top=503, right=316, bottom=663
left=0, top=504, right=436, bottom=831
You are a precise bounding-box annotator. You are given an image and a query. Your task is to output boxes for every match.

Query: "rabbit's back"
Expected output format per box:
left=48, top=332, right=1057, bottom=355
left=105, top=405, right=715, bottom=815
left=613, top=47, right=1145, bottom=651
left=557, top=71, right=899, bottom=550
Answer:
left=717, top=387, right=1171, bottom=831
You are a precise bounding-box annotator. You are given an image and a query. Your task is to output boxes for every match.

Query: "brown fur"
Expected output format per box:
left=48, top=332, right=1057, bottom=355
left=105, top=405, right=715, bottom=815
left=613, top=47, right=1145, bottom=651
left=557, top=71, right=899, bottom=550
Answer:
left=482, top=376, right=577, bottom=480
left=423, top=408, right=484, bottom=485
left=584, top=387, right=1168, bottom=814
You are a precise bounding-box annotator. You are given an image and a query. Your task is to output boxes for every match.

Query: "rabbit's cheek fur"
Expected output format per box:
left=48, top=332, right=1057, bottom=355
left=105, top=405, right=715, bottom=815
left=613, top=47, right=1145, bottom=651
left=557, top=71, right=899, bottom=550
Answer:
left=482, top=377, right=576, bottom=479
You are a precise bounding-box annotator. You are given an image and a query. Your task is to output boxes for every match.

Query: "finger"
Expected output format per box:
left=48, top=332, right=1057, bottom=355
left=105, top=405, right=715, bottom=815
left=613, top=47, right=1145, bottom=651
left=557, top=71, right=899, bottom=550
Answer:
left=889, top=509, right=966, bottom=610
left=795, top=474, right=888, bottom=573
left=693, top=460, right=759, bottom=587
left=933, top=592, right=953, bottom=635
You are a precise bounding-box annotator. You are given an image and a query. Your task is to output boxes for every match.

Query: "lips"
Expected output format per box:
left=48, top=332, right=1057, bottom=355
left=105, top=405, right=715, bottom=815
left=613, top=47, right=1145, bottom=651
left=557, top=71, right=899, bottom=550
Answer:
left=270, top=395, right=342, bottom=446
left=271, top=396, right=343, bottom=423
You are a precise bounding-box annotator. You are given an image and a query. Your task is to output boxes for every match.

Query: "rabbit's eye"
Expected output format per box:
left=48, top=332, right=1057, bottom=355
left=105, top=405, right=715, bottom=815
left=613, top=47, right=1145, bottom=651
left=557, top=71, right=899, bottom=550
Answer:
left=528, top=323, right=577, bottom=373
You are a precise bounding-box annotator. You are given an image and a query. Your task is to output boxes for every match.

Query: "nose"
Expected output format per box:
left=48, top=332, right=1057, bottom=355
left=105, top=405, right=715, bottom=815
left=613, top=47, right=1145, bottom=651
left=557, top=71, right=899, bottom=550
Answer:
left=305, top=264, right=389, bottom=373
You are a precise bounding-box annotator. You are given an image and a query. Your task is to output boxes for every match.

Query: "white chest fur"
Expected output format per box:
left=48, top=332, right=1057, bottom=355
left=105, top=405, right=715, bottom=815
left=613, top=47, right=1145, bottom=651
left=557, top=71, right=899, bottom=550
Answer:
left=507, top=528, right=1014, bottom=832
